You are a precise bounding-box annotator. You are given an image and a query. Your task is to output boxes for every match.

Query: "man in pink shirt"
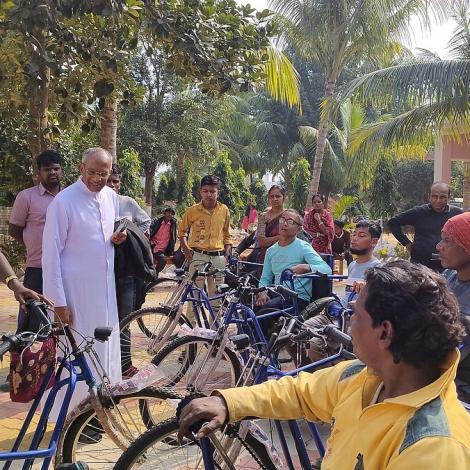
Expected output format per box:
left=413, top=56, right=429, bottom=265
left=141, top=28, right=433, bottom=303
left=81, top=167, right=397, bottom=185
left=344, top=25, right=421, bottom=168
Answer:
left=149, top=207, right=177, bottom=275
left=9, top=150, right=62, bottom=331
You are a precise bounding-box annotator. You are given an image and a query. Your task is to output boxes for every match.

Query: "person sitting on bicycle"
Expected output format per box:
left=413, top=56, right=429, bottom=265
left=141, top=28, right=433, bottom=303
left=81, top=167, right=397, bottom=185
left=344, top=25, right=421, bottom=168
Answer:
left=254, top=209, right=331, bottom=334
left=437, top=212, right=470, bottom=401
left=304, top=219, right=382, bottom=364
left=179, top=260, right=470, bottom=469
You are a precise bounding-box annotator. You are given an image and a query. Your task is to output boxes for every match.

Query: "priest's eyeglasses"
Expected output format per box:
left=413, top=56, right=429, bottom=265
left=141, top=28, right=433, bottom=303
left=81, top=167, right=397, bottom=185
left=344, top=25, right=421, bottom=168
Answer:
left=279, top=217, right=301, bottom=226
left=85, top=169, right=110, bottom=179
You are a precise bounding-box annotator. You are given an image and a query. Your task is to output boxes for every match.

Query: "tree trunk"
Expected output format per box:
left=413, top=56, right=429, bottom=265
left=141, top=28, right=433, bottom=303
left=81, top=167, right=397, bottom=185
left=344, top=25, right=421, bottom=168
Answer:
left=144, top=168, right=155, bottom=215
left=27, top=28, right=51, bottom=182
left=463, top=162, right=470, bottom=210
left=100, top=98, right=118, bottom=162
left=305, top=78, right=336, bottom=210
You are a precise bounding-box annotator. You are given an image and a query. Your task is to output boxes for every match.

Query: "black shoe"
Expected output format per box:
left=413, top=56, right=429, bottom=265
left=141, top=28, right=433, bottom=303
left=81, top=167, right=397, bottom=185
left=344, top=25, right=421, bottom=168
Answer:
left=78, top=427, right=103, bottom=444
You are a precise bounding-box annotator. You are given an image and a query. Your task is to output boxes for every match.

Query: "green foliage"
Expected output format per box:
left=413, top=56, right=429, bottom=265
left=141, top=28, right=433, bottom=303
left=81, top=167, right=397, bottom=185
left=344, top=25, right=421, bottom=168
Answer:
left=332, top=195, right=360, bottom=220
left=211, top=152, right=246, bottom=223
left=117, top=148, right=143, bottom=200
left=177, top=160, right=197, bottom=210
left=155, top=174, right=169, bottom=206
left=0, top=113, right=31, bottom=203
left=394, top=159, right=433, bottom=211
left=368, top=158, right=397, bottom=219
left=56, top=127, right=99, bottom=186
left=291, top=158, right=311, bottom=212
left=165, top=177, right=177, bottom=202
left=249, top=175, right=267, bottom=210
left=0, top=236, right=26, bottom=273
left=451, top=161, right=464, bottom=199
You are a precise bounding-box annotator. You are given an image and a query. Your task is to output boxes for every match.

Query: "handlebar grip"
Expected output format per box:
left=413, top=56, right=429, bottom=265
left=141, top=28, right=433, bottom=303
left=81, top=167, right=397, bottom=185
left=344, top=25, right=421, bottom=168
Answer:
left=0, top=338, right=13, bottom=357
left=323, top=325, right=352, bottom=349
left=275, top=285, right=298, bottom=299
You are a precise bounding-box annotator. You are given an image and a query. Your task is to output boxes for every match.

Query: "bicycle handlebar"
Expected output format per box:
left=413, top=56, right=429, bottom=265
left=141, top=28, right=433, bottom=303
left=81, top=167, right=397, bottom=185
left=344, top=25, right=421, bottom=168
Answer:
left=322, top=325, right=352, bottom=349
left=0, top=301, right=53, bottom=358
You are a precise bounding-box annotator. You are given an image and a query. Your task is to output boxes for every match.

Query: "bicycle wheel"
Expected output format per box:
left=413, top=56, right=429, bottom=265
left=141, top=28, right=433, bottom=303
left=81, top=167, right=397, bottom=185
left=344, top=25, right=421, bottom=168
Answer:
left=59, top=387, right=181, bottom=469
left=152, top=335, right=242, bottom=395
left=113, top=417, right=278, bottom=469
left=120, top=306, right=192, bottom=372
left=142, top=277, right=184, bottom=310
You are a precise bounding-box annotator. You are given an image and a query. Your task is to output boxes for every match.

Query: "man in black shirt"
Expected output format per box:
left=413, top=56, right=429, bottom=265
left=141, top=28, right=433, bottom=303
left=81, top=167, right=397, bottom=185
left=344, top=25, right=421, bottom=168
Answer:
left=388, top=182, right=462, bottom=270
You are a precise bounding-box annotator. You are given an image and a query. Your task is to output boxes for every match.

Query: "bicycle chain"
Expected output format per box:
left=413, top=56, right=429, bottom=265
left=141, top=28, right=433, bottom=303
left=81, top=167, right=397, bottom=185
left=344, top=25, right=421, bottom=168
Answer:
left=225, top=423, right=271, bottom=470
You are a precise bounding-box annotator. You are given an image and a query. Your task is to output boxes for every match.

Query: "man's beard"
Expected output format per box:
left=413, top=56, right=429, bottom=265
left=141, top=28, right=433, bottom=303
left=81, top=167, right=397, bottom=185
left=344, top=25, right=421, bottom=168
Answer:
left=350, top=247, right=369, bottom=256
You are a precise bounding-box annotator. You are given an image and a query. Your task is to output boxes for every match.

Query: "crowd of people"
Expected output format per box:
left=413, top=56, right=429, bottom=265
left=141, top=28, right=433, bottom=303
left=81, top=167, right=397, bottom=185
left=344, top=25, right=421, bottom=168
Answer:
left=2, top=146, right=470, bottom=465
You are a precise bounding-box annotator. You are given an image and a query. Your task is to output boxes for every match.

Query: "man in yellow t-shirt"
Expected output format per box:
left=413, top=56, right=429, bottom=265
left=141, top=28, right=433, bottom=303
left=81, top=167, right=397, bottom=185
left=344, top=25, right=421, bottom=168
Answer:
left=178, top=175, right=232, bottom=301
left=178, top=260, right=470, bottom=469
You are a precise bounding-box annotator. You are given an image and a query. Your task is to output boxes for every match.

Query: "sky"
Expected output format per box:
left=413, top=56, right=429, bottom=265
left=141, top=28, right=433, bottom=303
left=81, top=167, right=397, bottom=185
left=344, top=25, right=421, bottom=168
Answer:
left=242, top=0, right=456, bottom=58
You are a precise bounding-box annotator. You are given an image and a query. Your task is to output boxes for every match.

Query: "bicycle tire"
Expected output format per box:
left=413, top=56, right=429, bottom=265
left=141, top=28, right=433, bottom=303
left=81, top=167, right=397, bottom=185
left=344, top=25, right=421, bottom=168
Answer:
left=113, top=417, right=278, bottom=469
left=142, top=277, right=183, bottom=310
left=152, top=335, right=242, bottom=395
left=59, top=387, right=181, bottom=469
left=119, top=306, right=192, bottom=372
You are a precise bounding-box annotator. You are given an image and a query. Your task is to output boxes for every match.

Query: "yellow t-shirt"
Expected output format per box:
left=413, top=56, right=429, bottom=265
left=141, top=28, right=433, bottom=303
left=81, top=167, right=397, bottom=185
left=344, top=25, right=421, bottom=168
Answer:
left=177, top=201, right=232, bottom=251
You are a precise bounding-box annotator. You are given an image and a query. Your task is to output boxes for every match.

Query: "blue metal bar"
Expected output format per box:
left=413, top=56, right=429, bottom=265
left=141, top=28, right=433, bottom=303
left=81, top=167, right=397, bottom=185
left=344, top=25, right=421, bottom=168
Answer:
left=274, top=420, right=296, bottom=470
left=288, top=420, right=313, bottom=469
left=307, top=421, right=325, bottom=457
left=199, top=437, right=217, bottom=470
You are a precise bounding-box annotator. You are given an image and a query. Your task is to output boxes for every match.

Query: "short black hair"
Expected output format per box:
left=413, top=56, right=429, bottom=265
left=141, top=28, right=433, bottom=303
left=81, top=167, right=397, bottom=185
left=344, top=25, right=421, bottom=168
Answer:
left=355, top=220, right=382, bottom=239
left=200, top=175, right=221, bottom=188
left=163, top=207, right=175, bottom=215
left=334, top=219, right=345, bottom=228
left=111, top=163, right=122, bottom=176
left=37, top=150, right=62, bottom=169
left=364, top=260, right=463, bottom=369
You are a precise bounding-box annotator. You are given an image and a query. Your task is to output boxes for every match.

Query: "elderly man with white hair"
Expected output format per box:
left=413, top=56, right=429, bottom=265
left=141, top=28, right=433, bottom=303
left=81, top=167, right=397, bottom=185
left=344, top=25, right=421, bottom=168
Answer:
left=42, top=147, right=126, bottom=428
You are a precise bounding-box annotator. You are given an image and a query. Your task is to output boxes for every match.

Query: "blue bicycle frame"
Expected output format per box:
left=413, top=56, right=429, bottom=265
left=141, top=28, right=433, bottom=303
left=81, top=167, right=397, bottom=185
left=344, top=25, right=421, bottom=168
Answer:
left=1, top=325, right=103, bottom=470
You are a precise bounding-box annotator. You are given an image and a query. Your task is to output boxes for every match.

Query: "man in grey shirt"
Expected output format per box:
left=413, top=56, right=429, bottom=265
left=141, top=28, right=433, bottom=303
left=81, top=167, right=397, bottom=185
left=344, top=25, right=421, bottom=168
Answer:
left=107, top=164, right=151, bottom=377
left=305, top=220, right=382, bottom=363
left=343, top=220, right=382, bottom=305
left=437, top=212, right=470, bottom=400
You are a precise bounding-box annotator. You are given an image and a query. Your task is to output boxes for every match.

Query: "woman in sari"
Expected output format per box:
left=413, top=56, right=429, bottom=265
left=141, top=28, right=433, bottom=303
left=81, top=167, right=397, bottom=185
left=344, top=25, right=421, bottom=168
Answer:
left=256, top=185, right=286, bottom=262
left=303, top=194, right=334, bottom=254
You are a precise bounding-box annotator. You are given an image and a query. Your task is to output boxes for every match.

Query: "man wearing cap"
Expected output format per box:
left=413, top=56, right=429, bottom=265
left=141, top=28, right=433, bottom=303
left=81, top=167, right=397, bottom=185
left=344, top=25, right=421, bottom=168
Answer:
left=437, top=212, right=470, bottom=400
left=149, top=207, right=178, bottom=275
left=178, top=175, right=232, bottom=299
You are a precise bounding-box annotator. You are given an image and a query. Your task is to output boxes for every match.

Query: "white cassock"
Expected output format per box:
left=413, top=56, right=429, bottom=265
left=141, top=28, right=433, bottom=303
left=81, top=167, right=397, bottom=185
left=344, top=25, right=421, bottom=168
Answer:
left=42, top=177, right=122, bottom=417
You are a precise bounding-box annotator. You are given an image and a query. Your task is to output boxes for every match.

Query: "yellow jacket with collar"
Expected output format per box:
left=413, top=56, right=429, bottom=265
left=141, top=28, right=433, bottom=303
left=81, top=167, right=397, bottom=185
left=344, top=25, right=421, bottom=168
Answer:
left=219, top=350, right=470, bottom=469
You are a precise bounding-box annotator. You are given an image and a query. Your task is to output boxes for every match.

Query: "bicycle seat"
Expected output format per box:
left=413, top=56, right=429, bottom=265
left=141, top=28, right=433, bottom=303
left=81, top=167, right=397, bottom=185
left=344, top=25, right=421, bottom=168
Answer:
left=301, top=297, right=336, bottom=320
left=94, top=327, right=113, bottom=342
left=216, top=283, right=231, bottom=294
left=175, top=268, right=185, bottom=276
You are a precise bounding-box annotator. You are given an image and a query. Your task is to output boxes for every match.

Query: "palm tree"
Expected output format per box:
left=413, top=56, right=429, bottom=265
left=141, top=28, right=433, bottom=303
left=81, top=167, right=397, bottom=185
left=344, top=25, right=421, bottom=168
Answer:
left=338, top=1, right=470, bottom=206
left=271, top=0, right=448, bottom=209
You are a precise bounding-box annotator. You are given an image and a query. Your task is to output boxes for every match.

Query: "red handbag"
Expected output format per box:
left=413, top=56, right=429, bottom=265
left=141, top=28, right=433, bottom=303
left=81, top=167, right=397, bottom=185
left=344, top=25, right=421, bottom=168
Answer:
left=9, top=337, right=56, bottom=403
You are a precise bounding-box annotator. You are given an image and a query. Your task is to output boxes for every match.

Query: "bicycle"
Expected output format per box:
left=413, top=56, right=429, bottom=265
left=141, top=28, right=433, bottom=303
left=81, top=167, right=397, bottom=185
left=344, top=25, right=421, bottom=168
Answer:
left=119, top=261, right=256, bottom=375
left=114, top=323, right=354, bottom=469
left=150, top=269, right=348, bottom=395
left=0, top=300, right=181, bottom=469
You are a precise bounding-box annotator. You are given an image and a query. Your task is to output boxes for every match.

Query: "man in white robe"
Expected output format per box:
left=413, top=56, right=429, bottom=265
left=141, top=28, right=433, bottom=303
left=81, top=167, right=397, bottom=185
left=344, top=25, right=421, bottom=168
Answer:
left=42, top=147, right=126, bottom=418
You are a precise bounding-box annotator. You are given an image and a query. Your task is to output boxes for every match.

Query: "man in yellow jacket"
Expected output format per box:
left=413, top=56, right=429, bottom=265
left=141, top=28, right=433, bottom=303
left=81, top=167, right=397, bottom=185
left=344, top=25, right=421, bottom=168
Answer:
left=179, top=260, right=470, bottom=469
